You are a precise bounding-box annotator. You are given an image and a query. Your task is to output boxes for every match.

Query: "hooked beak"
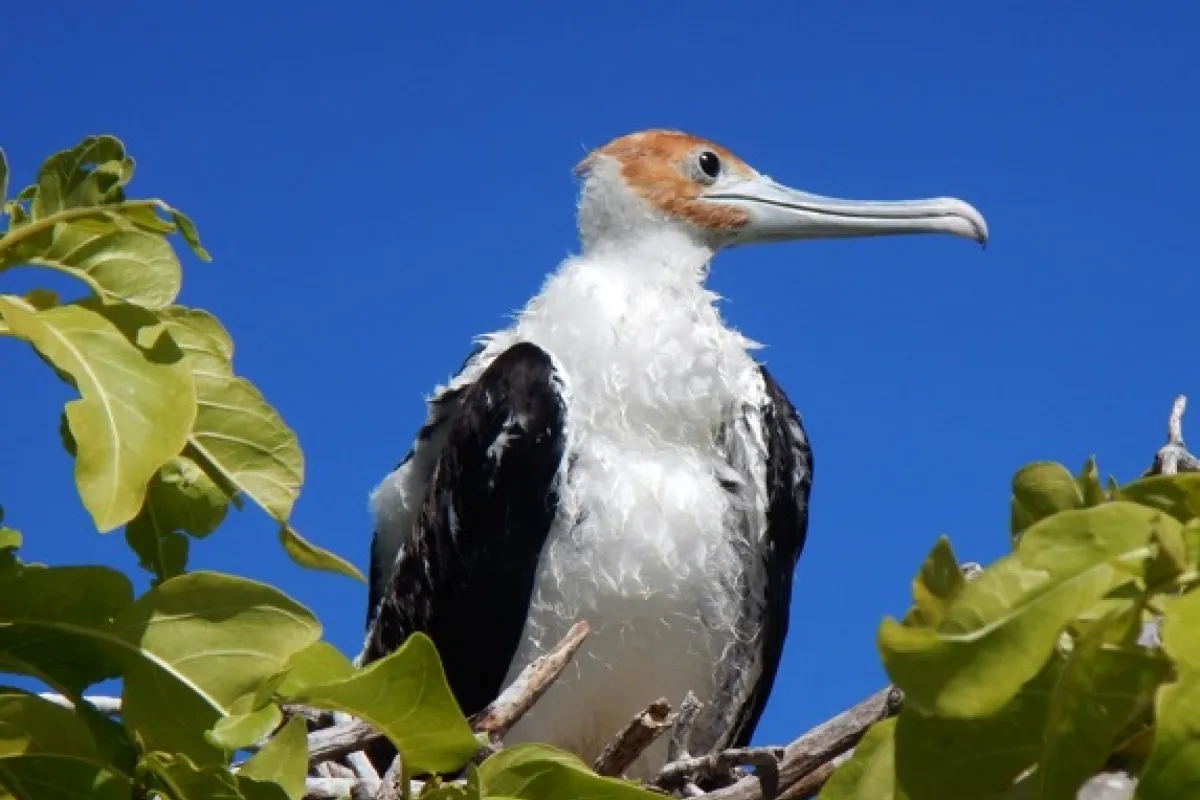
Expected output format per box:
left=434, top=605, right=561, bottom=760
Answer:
left=701, top=175, right=988, bottom=246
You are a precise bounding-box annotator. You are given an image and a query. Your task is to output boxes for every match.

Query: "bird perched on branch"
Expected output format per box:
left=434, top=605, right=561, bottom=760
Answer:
left=361, top=129, right=987, bottom=779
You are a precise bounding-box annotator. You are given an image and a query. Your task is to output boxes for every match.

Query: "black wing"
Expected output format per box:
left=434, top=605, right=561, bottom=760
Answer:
left=726, top=365, right=813, bottom=748
left=362, top=340, right=568, bottom=716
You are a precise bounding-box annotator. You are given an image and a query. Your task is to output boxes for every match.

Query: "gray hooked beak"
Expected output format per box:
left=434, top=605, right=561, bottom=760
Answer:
left=701, top=174, right=988, bottom=246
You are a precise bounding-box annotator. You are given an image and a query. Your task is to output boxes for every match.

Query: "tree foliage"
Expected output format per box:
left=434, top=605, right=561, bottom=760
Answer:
left=0, top=135, right=663, bottom=800
left=820, top=460, right=1200, bottom=799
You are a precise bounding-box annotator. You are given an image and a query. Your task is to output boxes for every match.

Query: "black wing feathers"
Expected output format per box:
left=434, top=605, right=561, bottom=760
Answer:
left=362, top=342, right=567, bottom=720
left=727, top=365, right=813, bottom=747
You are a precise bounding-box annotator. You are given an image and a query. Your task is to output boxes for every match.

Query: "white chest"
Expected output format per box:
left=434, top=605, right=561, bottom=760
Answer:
left=491, top=262, right=771, bottom=777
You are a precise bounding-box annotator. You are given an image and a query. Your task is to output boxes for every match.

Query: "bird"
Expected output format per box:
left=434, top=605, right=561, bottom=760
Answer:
left=359, top=129, right=987, bottom=780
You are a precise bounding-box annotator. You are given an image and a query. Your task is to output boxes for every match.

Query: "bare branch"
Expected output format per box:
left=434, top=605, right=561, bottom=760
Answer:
left=470, top=620, right=590, bottom=740
left=705, top=686, right=902, bottom=800
left=593, top=698, right=676, bottom=777
left=657, top=747, right=785, bottom=794
left=308, top=717, right=379, bottom=765
left=777, top=750, right=852, bottom=800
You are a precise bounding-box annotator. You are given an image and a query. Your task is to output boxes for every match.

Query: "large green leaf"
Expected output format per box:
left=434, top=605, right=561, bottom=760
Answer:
left=238, top=715, right=308, bottom=800
left=1034, top=607, right=1170, bottom=799
left=1010, top=462, right=1084, bottom=542
left=162, top=306, right=361, bottom=580
left=0, top=562, right=133, bottom=693
left=0, top=690, right=132, bottom=800
left=879, top=503, right=1162, bottom=718
left=0, top=296, right=196, bottom=531
left=113, top=571, right=321, bottom=765
left=894, top=663, right=1059, bottom=800
left=282, top=632, right=477, bottom=774
left=818, top=718, right=899, bottom=800
left=478, top=744, right=662, bottom=800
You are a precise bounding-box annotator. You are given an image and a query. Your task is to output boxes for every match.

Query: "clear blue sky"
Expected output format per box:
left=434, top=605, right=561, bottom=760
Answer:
left=4, top=3, right=1199, bottom=746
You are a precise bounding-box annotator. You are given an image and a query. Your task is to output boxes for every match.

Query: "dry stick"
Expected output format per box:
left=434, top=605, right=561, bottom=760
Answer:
left=703, top=686, right=903, bottom=800
left=304, top=777, right=358, bottom=800
left=1144, top=395, right=1200, bottom=475
left=593, top=698, right=676, bottom=777
left=776, top=750, right=853, bottom=800
left=471, top=620, right=591, bottom=740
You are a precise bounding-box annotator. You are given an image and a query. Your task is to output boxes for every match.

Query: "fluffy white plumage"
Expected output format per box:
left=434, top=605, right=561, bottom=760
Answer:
left=369, top=151, right=773, bottom=778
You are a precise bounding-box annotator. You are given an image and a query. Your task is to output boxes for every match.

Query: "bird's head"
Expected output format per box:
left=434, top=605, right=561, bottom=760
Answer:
left=574, top=129, right=987, bottom=268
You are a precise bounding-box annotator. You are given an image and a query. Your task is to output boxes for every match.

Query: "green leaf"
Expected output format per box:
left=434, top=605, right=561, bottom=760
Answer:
left=30, top=136, right=127, bottom=217
left=1010, top=462, right=1084, bottom=542
left=1137, top=672, right=1200, bottom=799
left=1076, top=456, right=1107, bottom=507
left=278, top=524, right=365, bottom=582
left=1134, top=590, right=1200, bottom=799
left=0, top=562, right=133, bottom=693
left=188, top=374, right=302, bottom=522
left=114, top=571, right=321, bottom=765
left=478, top=744, right=662, bottom=800
left=124, top=455, right=230, bottom=583
left=141, top=751, right=289, bottom=800
left=1118, top=472, right=1200, bottom=523
left=207, top=703, right=282, bottom=751
left=0, top=297, right=196, bottom=531
left=879, top=503, right=1162, bottom=718
left=1034, top=606, right=1170, bottom=799
left=170, top=208, right=211, bottom=261
left=894, top=663, right=1057, bottom=800
left=1, top=215, right=184, bottom=308
left=275, top=641, right=355, bottom=696
left=282, top=632, right=477, bottom=774
left=0, top=528, right=18, bottom=553
left=238, top=715, right=308, bottom=800
left=0, top=689, right=133, bottom=800
left=902, top=536, right=964, bottom=628
left=818, top=718, right=898, bottom=800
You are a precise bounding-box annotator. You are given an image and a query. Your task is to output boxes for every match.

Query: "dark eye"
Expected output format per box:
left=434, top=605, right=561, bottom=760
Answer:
left=697, top=150, right=721, bottom=179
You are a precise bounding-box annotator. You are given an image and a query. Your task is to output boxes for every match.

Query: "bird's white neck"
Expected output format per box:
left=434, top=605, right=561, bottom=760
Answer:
left=581, top=226, right=716, bottom=285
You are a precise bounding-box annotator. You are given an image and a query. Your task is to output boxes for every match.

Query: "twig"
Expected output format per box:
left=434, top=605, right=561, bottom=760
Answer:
left=1144, top=395, right=1200, bottom=475
left=308, top=717, right=379, bottom=764
left=305, top=777, right=358, bottom=799
left=593, top=698, right=676, bottom=777
left=657, top=747, right=785, bottom=793
left=777, top=750, right=852, bottom=800
left=705, top=686, right=902, bottom=800
left=668, top=692, right=704, bottom=763
left=346, top=748, right=381, bottom=796
left=470, top=620, right=590, bottom=739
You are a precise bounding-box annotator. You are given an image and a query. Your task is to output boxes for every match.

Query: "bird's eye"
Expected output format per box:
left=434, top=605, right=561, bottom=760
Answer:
left=697, top=151, right=722, bottom=180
